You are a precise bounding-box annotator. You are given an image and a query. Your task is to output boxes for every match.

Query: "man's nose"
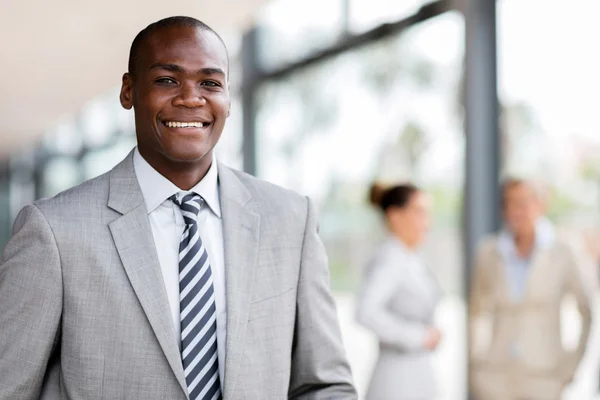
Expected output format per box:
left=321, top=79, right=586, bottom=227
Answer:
left=172, top=84, right=207, bottom=108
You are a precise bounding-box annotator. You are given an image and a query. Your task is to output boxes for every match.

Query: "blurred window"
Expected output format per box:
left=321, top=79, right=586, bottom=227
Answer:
left=41, top=156, right=81, bottom=198
left=498, top=0, right=600, bottom=229
left=81, top=138, right=137, bottom=181
left=255, top=12, right=465, bottom=296
left=255, top=0, right=346, bottom=70
left=43, top=117, right=83, bottom=157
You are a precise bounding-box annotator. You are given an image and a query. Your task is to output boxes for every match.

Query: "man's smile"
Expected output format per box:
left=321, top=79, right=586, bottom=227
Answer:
left=162, top=120, right=212, bottom=128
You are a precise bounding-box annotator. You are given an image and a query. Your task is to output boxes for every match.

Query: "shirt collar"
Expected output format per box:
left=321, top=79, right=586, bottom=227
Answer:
left=498, top=216, right=555, bottom=261
left=132, top=147, right=221, bottom=218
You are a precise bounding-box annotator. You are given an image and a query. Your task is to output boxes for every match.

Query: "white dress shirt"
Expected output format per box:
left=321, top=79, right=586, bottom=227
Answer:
left=133, top=148, right=226, bottom=383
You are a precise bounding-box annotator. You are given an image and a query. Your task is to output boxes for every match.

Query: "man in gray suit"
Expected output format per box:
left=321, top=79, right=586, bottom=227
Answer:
left=0, top=16, right=356, bottom=400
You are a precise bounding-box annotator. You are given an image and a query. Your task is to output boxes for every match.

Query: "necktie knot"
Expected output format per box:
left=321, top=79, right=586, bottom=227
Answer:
left=170, top=192, right=203, bottom=225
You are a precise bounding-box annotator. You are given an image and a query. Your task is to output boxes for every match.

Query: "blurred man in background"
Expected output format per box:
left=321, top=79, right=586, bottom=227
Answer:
left=469, top=178, right=594, bottom=400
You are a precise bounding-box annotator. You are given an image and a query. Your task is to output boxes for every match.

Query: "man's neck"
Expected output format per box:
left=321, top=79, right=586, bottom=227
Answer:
left=139, top=150, right=213, bottom=190
left=514, top=231, right=535, bottom=258
left=166, top=167, right=211, bottom=190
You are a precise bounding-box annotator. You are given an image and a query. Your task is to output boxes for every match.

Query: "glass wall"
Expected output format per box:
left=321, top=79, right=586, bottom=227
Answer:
left=499, top=1, right=600, bottom=229
left=256, top=11, right=464, bottom=291
left=254, top=9, right=466, bottom=398
left=255, top=0, right=445, bottom=69
left=256, top=0, right=346, bottom=70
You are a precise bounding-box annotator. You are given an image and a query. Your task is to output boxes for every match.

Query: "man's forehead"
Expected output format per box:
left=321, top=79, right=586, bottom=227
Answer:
left=139, top=26, right=227, bottom=67
left=504, top=186, right=540, bottom=204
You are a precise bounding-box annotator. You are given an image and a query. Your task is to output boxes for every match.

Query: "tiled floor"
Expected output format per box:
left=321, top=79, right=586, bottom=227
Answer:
left=334, top=293, right=600, bottom=400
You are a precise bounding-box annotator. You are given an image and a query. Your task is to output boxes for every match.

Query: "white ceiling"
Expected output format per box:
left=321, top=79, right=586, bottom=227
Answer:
left=0, top=0, right=266, bottom=158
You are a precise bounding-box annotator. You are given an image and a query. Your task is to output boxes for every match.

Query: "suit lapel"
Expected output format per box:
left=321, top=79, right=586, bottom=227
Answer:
left=492, top=244, right=516, bottom=302
left=107, top=152, right=189, bottom=398
left=217, top=164, right=260, bottom=399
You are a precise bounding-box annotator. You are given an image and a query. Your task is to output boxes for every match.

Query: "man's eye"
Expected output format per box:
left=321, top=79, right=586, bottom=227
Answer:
left=202, top=81, right=220, bottom=87
left=156, top=77, right=177, bottom=85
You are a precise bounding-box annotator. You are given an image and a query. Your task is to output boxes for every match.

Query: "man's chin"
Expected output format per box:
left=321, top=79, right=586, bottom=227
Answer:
left=164, top=147, right=212, bottom=164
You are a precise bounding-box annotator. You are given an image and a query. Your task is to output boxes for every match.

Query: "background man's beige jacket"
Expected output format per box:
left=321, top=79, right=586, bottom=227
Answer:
left=469, top=231, right=594, bottom=400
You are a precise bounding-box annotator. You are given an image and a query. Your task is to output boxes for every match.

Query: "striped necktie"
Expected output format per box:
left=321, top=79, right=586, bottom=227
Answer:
left=171, top=192, right=221, bottom=400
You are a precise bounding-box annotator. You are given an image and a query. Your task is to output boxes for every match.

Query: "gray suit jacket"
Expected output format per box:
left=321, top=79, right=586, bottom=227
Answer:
left=0, top=152, right=356, bottom=400
left=357, top=237, right=441, bottom=400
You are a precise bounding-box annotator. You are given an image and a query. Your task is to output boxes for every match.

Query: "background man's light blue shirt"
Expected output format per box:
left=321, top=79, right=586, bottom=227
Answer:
left=497, top=217, right=555, bottom=302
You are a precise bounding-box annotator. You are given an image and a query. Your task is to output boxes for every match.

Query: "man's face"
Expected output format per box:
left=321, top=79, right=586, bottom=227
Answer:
left=503, top=184, right=543, bottom=235
left=120, top=26, right=230, bottom=166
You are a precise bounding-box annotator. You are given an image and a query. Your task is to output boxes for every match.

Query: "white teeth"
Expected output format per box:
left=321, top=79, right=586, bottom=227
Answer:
left=166, top=121, right=206, bottom=128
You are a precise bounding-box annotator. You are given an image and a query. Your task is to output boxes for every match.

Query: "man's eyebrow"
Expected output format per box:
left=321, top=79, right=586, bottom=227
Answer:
left=149, top=63, right=185, bottom=72
left=148, top=64, right=226, bottom=78
left=198, top=67, right=225, bottom=77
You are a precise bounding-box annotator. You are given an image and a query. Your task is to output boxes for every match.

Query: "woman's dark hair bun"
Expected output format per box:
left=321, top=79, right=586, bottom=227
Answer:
left=369, top=183, right=387, bottom=207
left=368, top=182, right=419, bottom=212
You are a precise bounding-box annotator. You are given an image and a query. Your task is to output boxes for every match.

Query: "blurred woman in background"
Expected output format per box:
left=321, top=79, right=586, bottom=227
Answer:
left=357, top=183, right=442, bottom=400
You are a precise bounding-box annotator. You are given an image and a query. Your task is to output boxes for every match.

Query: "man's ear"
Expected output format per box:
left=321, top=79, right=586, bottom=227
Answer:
left=120, top=73, right=134, bottom=110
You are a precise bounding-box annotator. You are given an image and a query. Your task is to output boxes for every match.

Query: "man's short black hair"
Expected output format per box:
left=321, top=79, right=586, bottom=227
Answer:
left=128, top=16, right=228, bottom=75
